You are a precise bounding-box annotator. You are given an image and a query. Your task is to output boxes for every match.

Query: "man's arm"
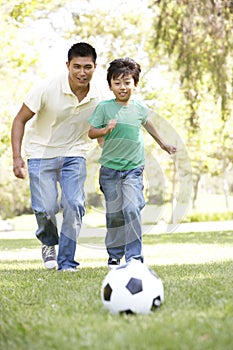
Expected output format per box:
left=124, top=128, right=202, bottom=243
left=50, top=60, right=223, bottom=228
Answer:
left=11, top=103, right=35, bottom=179
left=144, top=118, right=177, bottom=155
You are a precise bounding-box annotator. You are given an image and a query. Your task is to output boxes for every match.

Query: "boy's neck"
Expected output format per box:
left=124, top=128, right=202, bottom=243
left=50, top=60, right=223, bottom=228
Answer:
left=115, top=98, right=132, bottom=106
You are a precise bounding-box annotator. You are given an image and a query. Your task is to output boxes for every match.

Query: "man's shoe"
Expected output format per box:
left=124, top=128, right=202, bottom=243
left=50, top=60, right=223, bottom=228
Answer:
left=108, top=258, right=120, bottom=269
left=42, top=244, right=57, bottom=270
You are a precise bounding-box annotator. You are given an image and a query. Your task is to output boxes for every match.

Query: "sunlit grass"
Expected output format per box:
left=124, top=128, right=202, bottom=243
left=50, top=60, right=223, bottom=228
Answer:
left=144, top=230, right=233, bottom=245
left=0, top=260, right=232, bottom=350
left=1, top=220, right=233, bottom=349
left=1, top=231, right=233, bottom=250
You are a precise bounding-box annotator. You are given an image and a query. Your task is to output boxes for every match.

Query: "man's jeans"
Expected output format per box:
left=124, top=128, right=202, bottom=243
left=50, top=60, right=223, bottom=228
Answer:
left=28, top=157, right=86, bottom=270
left=99, top=165, right=146, bottom=262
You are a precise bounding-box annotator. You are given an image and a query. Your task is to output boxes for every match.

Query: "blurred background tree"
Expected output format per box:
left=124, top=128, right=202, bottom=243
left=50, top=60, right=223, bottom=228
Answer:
left=1, top=0, right=233, bottom=223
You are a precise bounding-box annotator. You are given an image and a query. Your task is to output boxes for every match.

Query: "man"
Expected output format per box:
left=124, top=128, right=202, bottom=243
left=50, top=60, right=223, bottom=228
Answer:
left=11, top=42, right=107, bottom=271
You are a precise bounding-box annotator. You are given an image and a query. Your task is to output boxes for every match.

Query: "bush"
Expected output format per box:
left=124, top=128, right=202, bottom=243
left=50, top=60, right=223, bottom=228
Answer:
left=184, top=211, right=233, bottom=222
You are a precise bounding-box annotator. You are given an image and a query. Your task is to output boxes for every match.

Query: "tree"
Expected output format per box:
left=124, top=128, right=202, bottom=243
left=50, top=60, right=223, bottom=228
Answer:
left=150, top=0, right=233, bottom=207
left=0, top=0, right=71, bottom=218
left=2, top=0, right=231, bottom=219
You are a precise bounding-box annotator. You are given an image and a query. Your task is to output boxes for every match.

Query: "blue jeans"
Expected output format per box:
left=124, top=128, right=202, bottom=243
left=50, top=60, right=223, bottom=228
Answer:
left=99, top=166, right=146, bottom=262
left=28, top=157, right=86, bottom=270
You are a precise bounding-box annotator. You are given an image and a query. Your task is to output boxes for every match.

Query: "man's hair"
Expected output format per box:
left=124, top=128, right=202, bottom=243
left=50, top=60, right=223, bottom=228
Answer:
left=68, top=42, right=97, bottom=63
left=107, top=57, right=141, bottom=86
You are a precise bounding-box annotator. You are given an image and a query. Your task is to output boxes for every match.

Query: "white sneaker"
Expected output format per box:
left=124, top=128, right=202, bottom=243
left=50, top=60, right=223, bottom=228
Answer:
left=41, top=244, right=57, bottom=270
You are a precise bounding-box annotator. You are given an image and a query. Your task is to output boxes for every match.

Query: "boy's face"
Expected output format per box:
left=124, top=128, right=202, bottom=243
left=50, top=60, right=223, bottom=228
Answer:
left=110, top=74, right=137, bottom=105
left=66, top=56, right=96, bottom=90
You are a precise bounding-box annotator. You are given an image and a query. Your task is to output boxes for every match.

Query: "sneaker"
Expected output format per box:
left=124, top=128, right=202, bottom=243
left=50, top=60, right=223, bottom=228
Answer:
left=41, top=244, right=57, bottom=270
left=108, top=258, right=120, bottom=269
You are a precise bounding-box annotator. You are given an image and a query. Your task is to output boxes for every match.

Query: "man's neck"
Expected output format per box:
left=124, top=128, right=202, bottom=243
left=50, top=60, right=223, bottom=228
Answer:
left=75, top=86, right=89, bottom=102
left=69, top=79, right=90, bottom=102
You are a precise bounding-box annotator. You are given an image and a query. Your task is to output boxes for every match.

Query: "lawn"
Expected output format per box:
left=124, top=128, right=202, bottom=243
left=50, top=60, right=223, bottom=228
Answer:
left=0, top=230, right=233, bottom=350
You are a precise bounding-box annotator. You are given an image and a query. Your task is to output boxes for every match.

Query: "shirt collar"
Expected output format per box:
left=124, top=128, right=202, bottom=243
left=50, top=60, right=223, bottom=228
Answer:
left=62, top=73, right=98, bottom=100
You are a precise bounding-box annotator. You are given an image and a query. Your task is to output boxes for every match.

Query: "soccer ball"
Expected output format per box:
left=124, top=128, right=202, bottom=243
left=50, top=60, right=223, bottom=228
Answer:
left=101, top=259, right=164, bottom=314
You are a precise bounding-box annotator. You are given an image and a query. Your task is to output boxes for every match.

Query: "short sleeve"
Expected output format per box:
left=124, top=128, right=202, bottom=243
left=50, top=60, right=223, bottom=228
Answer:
left=24, top=80, right=47, bottom=113
left=142, top=107, right=148, bottom=125
left=88, top=103, right=105, bottom=129
left=139, top=102, right=148, bottom=126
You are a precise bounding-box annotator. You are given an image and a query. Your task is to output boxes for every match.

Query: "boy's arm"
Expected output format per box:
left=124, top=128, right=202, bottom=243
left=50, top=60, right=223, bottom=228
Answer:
left=144, top=118, right=177, bottom=155
left=88, top=119, right=117, bottom=139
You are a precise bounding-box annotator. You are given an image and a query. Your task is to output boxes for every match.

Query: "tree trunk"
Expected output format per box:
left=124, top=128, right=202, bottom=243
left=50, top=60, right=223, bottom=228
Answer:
left=192, top=174, right=201, bottom=210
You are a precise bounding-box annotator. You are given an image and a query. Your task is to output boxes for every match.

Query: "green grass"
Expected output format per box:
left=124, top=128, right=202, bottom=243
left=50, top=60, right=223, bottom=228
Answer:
left=143, top=230, right=233, bottom=245
left=57, top=230, right=233, bottom=247
left=0, top=239, right=40, bottom=250
left=0, top=231, right=233, bottom=350
left=0, top=261, right=232, bottom=350
left=1, top=231, right=233, bottom=250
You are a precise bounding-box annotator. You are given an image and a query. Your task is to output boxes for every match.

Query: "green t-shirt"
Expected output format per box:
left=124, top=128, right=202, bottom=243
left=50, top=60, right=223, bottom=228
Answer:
left=88, top=99, right=148, bottom=170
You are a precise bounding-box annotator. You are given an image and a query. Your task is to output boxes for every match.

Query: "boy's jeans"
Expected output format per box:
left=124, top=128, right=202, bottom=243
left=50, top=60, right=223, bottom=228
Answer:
left=28, top=157, right=86, bottom=270
left=99, top=165, right=146, bottom=262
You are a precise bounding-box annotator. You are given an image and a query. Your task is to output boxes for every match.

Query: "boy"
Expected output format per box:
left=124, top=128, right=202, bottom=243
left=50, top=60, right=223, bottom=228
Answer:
left=88, top=57, right=176, bottom=268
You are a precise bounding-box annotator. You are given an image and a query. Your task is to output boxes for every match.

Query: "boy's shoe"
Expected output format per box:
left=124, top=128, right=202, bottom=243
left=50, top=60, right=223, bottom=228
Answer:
left=42, top=244, right=57, bottom=270
left=108, top=258, right=120, bottom=269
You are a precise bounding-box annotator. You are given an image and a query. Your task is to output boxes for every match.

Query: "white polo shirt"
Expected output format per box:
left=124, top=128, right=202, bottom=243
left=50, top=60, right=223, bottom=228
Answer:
left=23, top=72, right=108, bottom=159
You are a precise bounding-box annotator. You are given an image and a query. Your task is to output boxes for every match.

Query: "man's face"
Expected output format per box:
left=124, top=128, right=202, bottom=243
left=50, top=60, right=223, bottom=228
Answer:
left=66, top=56, right=96, bottom=89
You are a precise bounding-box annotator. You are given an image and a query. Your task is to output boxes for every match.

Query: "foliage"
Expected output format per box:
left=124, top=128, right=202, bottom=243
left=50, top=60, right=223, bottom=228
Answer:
left=0, top=153, right=32, bottom=219
left=185, top=211, right=233, bottom=223
left=1, top=0, right=233, bottom=218
left=150, top=0, right=233, bottom=118
left=150, top=0, right=233, bottom=205
left=0, top=0, right=72, bottom=217
left=66, top=0, right=154, bottom=63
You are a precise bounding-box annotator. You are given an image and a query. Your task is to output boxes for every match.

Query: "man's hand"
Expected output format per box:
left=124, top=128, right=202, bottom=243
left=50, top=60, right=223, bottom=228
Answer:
left=13, top=157, right=27, bottom=179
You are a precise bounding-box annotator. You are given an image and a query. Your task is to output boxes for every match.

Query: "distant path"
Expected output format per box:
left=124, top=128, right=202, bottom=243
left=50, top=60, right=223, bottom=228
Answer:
left=0, top=220, right=232, bottom=239
left=143, top=220, right=233, bottom=234
left=0, top=221, right=232, bottom=267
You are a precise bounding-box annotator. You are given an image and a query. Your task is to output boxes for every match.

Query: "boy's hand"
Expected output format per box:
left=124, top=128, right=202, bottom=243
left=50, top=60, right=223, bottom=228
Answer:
left=106, top=119, right=117, bottom=134
left=161, top=144, right=177, bottom=155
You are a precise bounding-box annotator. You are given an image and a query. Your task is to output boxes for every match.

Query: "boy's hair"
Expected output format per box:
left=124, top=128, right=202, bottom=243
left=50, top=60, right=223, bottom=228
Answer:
left=68, top=42, right=97, bottom=63
left=107, top=57, right=141, bottom=86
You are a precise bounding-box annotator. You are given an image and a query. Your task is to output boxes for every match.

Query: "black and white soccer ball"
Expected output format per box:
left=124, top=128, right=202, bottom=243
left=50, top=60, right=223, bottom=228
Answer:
left=101, top=259, right=164, bottom=314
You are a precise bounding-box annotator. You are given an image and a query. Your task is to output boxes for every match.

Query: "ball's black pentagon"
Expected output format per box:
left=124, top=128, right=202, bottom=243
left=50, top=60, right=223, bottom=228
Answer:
left=126, top=277, right=143, bottom=295
left=120, top=309, right=135, bottom=315
left=151, top=296, right=162, bottom=310
left=103, top=283, right=112, bottom=301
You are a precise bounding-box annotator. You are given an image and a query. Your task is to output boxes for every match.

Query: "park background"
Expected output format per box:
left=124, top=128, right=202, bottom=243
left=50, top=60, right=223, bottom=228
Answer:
left=1, top=0, right=233, bottom=227
left=1, top=2, right=233, bottom=350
